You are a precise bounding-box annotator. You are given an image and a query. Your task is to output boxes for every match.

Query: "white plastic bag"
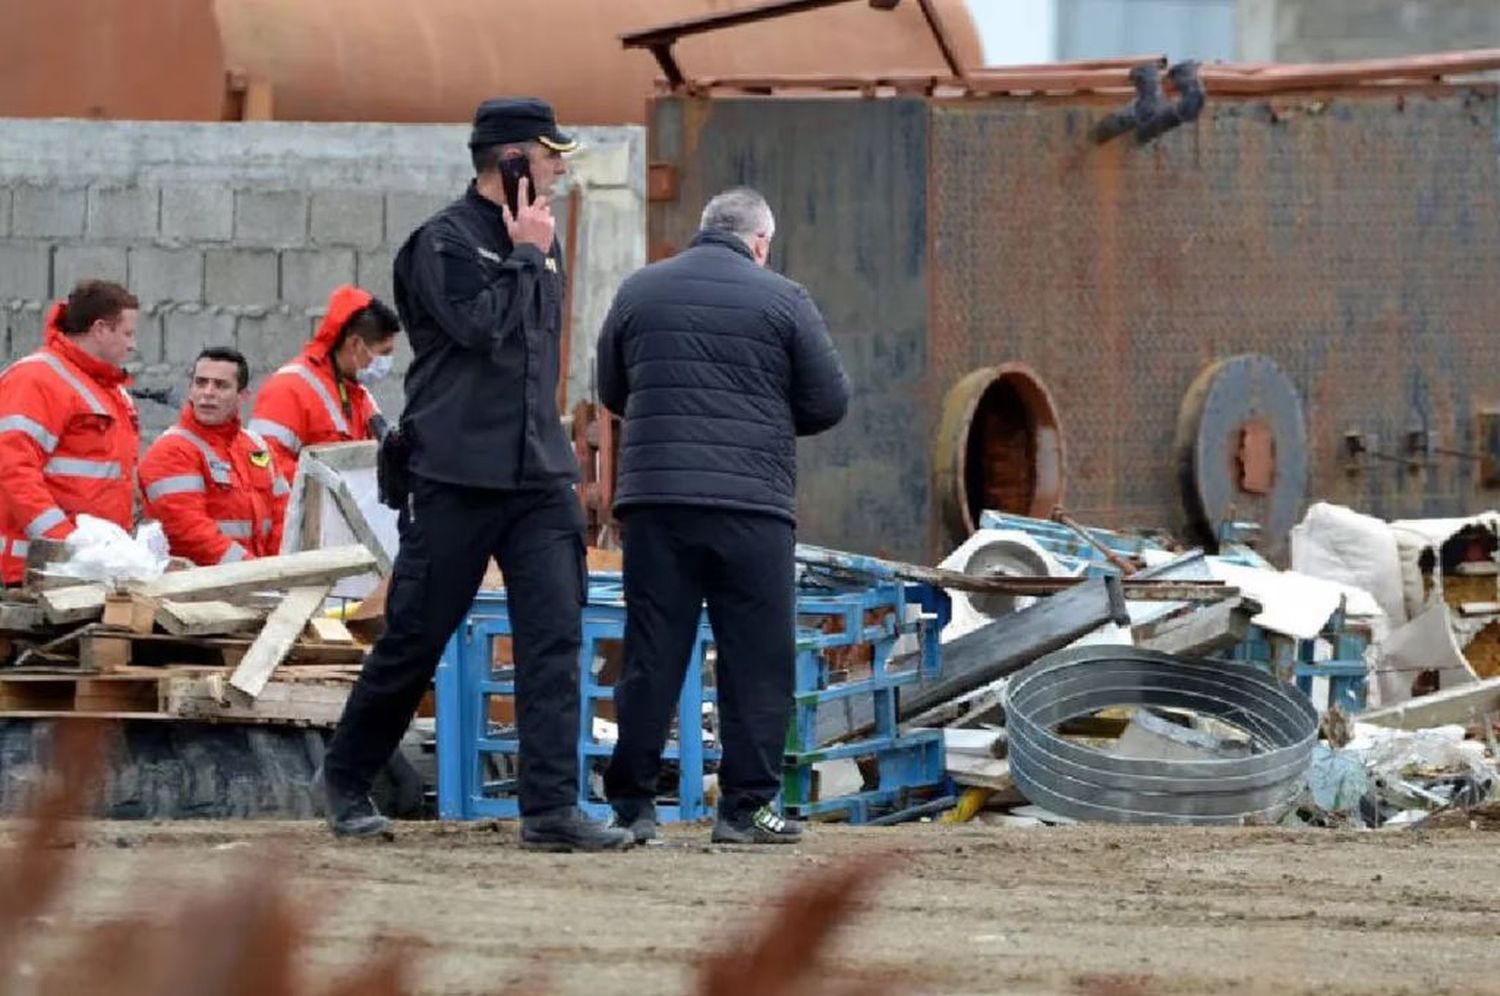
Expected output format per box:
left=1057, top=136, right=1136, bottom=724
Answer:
left=53, top=514, right=169, bottom=584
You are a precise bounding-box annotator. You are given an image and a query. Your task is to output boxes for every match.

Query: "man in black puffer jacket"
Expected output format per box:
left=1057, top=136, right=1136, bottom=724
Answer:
left=596, top=186, right=850, bottom=845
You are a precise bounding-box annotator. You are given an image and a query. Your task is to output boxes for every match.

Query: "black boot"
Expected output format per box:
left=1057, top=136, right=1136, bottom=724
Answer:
left=609, top=799, right=659, bottom=843
left=521, top=806, right=636, bottom=852
left=316, top=767, right=395, bottom=841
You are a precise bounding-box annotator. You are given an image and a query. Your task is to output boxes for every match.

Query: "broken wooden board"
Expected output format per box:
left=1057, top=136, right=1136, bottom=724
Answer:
left=102, top=592, right=157, bottom=633
left=301, top=457, right=392, bottom=577
left=156, top=600, right=267, bottom=637
left=228, top=585, right=333, bottom=699
left=163, top=674, right=349, bottom=726
left=40, top=546, right=377, bottom=623
left=305, top=616, right=355, bottom=645
left=1358, top=676, right=1500, bottom=731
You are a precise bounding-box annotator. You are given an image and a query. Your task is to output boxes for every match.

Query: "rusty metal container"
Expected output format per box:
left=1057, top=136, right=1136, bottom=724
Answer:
left=0, top=0, right=979, bottom=123
left=645, top=85, right=1500, bottom=562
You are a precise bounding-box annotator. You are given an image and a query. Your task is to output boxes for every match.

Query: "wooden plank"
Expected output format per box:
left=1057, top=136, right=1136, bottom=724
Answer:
left=40, top=546, right=377, bottom=623
left=1136, top=599, right=1255, bottom=657
left=228, top=585, right=332, bottom=699
left=303, top=456, right=392, bottom=576
left=164, top=674, right=349, bottom=726
left=73, top=678, right=161, bottom=713
left=0, top=711, right=174, bottom=722
left=939, top=728, right=1004, bottom=756
left=80, top=635, right=132, bottom=673
left=305, top=616, right=355, bottom=645
left=1358, top=676, right=1500, bottom=731
left=156, top=599, right=266, bottom=637
left=0, top=679, right=76, bottom=711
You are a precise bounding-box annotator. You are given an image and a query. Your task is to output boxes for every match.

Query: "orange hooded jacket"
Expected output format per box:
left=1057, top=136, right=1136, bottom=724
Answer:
left=248, top=285, right=383, bottom=482
left=139, top=405, right=291, bottom=566
left=0, top=304, right=140, bottom=584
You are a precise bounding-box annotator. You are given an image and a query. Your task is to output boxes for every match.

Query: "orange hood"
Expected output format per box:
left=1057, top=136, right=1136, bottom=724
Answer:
left=43, top=301, right=131, bottom=387
left=309, top=285, right=374, bottom=358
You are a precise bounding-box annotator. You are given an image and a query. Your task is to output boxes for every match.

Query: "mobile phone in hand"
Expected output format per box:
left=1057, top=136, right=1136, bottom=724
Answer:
left=499, top=155, right=532, bottom=217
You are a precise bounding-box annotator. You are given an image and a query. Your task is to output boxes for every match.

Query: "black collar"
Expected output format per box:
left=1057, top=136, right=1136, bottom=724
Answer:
left=689, top=229, right=755, bottom=260
left=465, top=181, right=507, bottom=224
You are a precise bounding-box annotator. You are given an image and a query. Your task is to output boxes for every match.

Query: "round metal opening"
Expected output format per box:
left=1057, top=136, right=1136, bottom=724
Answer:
left=936, top=364, right=1065, bottom=547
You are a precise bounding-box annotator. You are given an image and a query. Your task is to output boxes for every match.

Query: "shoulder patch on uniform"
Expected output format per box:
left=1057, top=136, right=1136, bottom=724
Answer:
left=477, top=247, right=502, bottom=263
left=249, top=451, right=271, bottom=468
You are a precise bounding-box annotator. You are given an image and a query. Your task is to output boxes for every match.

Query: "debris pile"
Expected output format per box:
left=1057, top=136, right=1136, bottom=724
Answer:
left=0, top=542, right=380, bottom=727
left=819, top=505, right=1500, bottom=830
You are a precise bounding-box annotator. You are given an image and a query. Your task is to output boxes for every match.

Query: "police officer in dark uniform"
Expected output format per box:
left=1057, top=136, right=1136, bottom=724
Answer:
left=318, top=97, right=633, bottom=851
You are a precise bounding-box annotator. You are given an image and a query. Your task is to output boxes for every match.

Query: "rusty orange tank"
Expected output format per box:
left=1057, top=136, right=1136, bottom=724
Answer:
left=0, top=0, right=980, bottom=123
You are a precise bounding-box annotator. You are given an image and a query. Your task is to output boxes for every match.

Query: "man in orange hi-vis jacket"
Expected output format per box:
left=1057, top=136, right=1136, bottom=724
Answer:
left=139, top=346, right=291, bottom=566
left=0, top=280, right=141, bottom=586
left=248, top=285, right=401, bottom=482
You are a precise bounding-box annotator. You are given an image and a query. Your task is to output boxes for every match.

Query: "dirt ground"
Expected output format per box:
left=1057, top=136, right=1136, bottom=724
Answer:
left=6, top=817, right=1500, bottom=995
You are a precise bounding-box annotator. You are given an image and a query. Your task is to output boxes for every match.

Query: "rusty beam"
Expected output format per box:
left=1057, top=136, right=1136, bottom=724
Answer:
left=689, top=72, right=944, bottom=92
left=913, top=0, right=966, bottom=80
left=621, top=0, right=859, bottom=46
left=974, top=55, right=1167, bottom=74
left=620, top=0, right=922, bottom=90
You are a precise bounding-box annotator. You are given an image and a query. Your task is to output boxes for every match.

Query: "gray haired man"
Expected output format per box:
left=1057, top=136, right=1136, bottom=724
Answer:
left=594, top=187, right=851, bottom=844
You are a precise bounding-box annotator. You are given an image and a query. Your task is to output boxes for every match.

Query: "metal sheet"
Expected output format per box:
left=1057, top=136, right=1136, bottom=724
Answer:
left=928, top=89, right=1500, bottom=549
left=650, top=87, right=1500, bottom=562
left=650, top=97, right=933, bottom=559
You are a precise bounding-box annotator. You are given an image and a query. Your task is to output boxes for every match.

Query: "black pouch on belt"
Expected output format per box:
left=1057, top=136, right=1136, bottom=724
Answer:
left=375, top=423, right=413, bottom=511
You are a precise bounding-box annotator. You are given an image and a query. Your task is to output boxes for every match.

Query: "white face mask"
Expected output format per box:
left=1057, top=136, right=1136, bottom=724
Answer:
left=357, top=353, right=394, bottom=384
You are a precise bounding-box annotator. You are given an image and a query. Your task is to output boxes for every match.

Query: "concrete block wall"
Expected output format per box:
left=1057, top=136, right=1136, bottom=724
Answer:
left=0, top=120, right=646, bottom=442
left=1238, top=0, right=1500, bottom=61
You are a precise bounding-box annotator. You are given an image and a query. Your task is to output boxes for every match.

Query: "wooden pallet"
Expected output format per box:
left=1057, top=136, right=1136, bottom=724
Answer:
left=0, top=664, right=360, bottom=726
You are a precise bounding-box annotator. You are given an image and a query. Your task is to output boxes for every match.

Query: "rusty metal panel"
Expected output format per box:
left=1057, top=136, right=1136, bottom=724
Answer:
left=652, top=87, right=1500, bottom=563
left=648, top=97, right=932, bottom=559
left=928, top=88, right=1500, bottom=551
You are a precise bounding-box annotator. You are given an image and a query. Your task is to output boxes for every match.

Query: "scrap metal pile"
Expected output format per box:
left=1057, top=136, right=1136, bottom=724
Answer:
left=796, top=504, right=1500, bottom=830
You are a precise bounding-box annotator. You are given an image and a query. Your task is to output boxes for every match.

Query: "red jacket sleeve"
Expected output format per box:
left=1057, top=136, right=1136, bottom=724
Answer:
left=140, top=437, right=247, bottom=566
left=0, top=367, right=77, bottom=542
left=248, top=374, right=311, bottom=484
left=269, top=465, right=290, bottom=555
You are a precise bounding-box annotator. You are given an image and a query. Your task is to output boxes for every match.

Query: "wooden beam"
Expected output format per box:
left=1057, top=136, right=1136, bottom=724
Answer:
left=40, top=546, right=377, bottom=624
left=302, top=456, right=392, bottom=576
left=1136, top=598, right=1255, bottom=657
left=156, top=600, right=267, bottom=637
left=163, top=674, right=350, bottom=726
left=228, top=585, right=332, bottom=699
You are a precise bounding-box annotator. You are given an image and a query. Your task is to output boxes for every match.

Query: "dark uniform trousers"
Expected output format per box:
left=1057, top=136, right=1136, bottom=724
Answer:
left=603, top=505, right=796, bottom=821
left=324, top=472, right=586, bottom=816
